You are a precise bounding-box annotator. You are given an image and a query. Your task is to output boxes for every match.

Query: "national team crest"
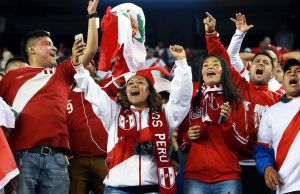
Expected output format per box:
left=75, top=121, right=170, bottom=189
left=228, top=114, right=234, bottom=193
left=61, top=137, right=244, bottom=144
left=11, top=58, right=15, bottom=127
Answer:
left=119, top=113, right=136, bottom=130
left=158, top=167, right=175, bottom=189
left=190, top=107, right=202, bottom=120
left=122, top=12, right=145, bottom=44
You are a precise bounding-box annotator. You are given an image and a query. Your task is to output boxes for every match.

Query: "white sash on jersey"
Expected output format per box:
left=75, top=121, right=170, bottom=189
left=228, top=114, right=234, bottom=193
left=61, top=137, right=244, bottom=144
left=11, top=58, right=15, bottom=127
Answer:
left=12, top=68, right=55, bottom=117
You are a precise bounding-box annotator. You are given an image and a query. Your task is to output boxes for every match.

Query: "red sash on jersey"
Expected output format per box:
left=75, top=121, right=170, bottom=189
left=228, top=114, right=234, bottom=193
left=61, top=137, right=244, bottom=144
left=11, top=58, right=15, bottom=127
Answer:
left=0, top=127, right=19, bottom=189
left=150, top=111, right=176, bottom=194
left=276, top=110, right=300, bottom=170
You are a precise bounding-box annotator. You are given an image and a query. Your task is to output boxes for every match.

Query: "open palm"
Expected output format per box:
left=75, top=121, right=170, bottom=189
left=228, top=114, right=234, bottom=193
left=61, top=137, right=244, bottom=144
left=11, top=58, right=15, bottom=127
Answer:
left=230, top=13, right=254, bottom=33
left=87, top=0, right=99, bottom=14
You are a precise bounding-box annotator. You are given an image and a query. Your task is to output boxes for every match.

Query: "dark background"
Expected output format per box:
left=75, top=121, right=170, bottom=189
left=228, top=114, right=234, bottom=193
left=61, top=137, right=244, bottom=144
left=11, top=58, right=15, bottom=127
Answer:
left=0, top=0, right=299, bottom=55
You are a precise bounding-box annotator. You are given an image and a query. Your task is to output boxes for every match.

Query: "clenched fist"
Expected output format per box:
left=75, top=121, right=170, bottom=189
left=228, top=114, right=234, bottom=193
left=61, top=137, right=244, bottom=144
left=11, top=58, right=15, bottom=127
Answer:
left=169, top=45, right=186, bottom=61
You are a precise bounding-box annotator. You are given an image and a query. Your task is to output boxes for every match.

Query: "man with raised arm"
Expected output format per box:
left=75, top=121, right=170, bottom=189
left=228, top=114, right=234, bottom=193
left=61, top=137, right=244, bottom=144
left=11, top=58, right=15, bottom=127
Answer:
left=0, top=0, right=99, bottom=193
left=227, top=13, right=284, bottom=95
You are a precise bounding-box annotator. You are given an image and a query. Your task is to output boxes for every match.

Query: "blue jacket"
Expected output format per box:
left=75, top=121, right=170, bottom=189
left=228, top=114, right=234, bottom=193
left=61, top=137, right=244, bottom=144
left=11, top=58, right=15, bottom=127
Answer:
left=253, top=144, right=276, bottom=175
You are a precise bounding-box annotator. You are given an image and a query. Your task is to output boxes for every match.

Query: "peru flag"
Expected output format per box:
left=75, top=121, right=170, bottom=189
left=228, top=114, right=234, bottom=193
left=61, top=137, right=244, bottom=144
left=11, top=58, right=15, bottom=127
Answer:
left=0, top=98, right=18, bottom=189
left=98, top=3, right=147, bottom=78
left=0, top=128, right=19, bottom=189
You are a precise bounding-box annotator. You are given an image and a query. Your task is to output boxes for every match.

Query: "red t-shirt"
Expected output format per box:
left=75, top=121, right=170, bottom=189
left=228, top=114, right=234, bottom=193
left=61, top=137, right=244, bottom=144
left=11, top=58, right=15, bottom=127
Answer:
left=67, top=77, right=119, bottom=156
left=0, top=60, right=75, bottom=151
left=67, top=89, right=108, bottom=156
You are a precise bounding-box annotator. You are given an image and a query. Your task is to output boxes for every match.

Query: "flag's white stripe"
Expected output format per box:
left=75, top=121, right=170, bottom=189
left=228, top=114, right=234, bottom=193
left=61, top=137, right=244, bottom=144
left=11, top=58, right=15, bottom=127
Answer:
left=112, top=3, right=147, bottom=72
left=0, top=168, right=19, bottom=189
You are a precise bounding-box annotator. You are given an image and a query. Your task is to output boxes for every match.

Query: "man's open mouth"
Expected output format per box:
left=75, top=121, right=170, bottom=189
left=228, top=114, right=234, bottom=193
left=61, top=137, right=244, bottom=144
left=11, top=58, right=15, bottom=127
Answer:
left=289, top=79, right=298, bottom=85
left=256, top=68, right=263, bottom=75
left=50, top=52, right=56, bottom=57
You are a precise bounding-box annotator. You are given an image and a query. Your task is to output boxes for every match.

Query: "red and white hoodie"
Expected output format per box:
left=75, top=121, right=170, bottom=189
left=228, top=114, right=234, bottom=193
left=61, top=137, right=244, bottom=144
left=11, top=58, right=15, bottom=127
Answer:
left=206, top=32, right=281, bottom=164
left=181, top=85, right=249, bottom=183
left=74, top=59, right=192, bottom=187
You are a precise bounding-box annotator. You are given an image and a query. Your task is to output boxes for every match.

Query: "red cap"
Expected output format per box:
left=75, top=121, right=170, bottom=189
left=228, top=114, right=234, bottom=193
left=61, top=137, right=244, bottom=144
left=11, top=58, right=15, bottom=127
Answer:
left=135, top=66, right=170, bottom=85
left=101, top=66, right=171, bottom=89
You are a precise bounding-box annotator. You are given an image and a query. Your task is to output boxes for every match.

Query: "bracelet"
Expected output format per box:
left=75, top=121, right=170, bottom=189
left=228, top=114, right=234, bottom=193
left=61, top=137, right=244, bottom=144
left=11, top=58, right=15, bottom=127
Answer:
left=87, top=12, right=98, bottom=19
left=71, top=60, right=83, bottom=69
left=205, top=31, right=216, bottom=35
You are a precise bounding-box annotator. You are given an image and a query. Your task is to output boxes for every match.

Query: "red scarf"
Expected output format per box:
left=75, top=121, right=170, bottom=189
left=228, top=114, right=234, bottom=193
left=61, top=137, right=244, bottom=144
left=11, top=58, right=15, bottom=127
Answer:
left=188, top=84, right=224, bottom=137
left=150, top=111, right=176, bottom=194
left=117, top=108, right=176, bottom=194
left=200, top=84, right=224, bottom=123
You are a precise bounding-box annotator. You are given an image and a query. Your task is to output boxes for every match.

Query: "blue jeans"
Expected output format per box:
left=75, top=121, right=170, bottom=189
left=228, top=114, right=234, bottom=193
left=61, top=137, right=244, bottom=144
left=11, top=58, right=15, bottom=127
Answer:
left=14, top=151, right=69, bottom=194
left=176, top=150, right=187, bottom=194
left=184, top=179, right=242, bottom=194
left=0, top=188, right=4, bottom=194
left=104, top=186, right=159, bottom=194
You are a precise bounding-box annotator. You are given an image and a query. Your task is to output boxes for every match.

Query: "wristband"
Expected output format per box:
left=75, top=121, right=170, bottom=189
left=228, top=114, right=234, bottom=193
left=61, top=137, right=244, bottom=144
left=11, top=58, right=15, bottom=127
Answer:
left=87, top=12, right=98, bottom=19
left=205, top=31, right=217, bottom=35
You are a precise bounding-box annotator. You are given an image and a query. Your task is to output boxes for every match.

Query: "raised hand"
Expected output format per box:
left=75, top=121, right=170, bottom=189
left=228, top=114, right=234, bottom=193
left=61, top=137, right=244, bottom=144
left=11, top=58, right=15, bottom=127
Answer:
left=203, top=12, right=216, bottom=33
left=72, top=39, right=86, bottom=67
left=169, top=45, right=186, bottom=60
left=87, top=0, right=99, bottom=14
left=230, top=13, right=254, bottom=33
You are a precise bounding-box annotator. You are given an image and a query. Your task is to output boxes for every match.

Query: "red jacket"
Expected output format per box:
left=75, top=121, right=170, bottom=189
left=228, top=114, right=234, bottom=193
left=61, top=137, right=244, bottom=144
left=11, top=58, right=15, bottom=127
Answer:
left=182, top=85, right=248, bottom=183
left=205, top=32, right=281, bottom=160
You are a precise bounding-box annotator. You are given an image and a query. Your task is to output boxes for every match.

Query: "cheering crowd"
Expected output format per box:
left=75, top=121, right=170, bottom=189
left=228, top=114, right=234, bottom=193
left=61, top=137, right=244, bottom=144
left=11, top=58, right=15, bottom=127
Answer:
left=1, top=0, right=300, bottom=194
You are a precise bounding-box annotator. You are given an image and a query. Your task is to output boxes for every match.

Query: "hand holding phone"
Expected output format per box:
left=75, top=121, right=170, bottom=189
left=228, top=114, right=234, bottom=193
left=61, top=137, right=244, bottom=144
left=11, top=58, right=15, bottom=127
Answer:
left=73, top=33, right=85, bottom=67
left=74, top=33, right=84, bottom=43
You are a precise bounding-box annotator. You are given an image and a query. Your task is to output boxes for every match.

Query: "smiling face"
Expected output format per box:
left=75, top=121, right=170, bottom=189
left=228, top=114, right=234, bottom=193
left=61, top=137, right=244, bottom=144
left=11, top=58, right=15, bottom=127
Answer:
left=202, top=56, right=222, bottom=86
left=283, top=65, right=300, bottom=98
left=29, top=36, right=57, bottom=68
left=126, top=75, right=150, bottom=110
left=249, top=54, right=273, bottom=85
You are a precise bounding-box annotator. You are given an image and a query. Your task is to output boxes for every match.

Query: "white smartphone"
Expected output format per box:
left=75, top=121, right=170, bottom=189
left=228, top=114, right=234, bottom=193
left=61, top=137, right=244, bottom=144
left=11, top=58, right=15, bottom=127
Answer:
left=74, top=33, right=84, bottom=43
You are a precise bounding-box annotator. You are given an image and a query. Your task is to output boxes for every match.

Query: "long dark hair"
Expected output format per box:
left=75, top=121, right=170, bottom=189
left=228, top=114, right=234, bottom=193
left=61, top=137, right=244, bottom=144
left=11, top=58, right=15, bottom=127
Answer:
left=116, top=78, right=163, bottom=111
left=193, top=54, right=243, bottom=109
